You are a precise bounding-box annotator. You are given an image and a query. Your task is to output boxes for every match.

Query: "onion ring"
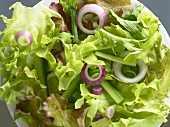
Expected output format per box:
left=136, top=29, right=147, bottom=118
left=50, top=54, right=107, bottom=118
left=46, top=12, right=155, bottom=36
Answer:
left=77, top=4, right=108, bottom=34
left=15, top=30, right=32, bottom=46
left=112, top=59, right=148, bottom=83
left=81, top=63, right=106, bottom=85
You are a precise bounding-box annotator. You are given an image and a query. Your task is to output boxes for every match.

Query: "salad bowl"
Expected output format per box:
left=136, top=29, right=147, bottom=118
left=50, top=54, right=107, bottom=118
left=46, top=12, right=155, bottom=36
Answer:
left=1, top=0, right=170, bottom=127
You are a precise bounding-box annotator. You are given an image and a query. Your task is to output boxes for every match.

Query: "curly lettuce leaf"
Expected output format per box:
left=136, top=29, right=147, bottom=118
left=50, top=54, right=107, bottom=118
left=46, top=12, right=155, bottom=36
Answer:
left=14, top=94, right=87, bottom=127
left=43, top=93, right=87, bottom=127
left=123, top=5, right=144, bottom=21
left=56, top=60, right=84, bottom=90
left=91, top=116, right=166, bottom=127
left=155, top=50, right=170, bottom=96
left=111, top=81, right=170, bottom=126
left=137, top=11, right=159, bottom=36
left=0, top=81, right=25, bottom=104
left=0, top=2, right=61, bottom=75
left=75, top=84, right=115, bottom=123
left=0, top=2, right=61, bottom=104
left=0, top=66, right=48, bottom=104
left=14, top=96, right=50, bottom=127
left=0, top=2, right=60, bottom=49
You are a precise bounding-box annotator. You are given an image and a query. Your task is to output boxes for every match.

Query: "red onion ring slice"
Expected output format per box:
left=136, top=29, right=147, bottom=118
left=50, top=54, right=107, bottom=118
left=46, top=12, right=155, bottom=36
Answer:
left=81, top=64, right=106, bottom=86
left=77, top=4, right=108, bottom=34
left=57, top=54, right=66, bottom=66
left=91, top=87, right=103, bottom=95
left=15, top=30, right=33, bottom=46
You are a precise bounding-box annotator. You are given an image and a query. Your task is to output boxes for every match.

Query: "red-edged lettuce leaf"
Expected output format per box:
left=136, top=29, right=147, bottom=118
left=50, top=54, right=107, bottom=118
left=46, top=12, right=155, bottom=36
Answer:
left=43, top=93, right=87, bottom=127
left=154, top=49, right=170, bottom=97
left=49, top=2, right=71, bottom=32
left=14, top=96, right=52, bottom=127
left=14, top=94, right=88, bottom=127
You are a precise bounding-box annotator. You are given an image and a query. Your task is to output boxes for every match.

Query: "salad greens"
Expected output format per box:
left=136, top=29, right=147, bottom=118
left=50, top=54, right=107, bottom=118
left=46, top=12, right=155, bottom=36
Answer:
left=60, top=0, right=79, bottom=43
left=0, top=2, right=61, bottom=103
left=0, top=0, right=170, bottom=127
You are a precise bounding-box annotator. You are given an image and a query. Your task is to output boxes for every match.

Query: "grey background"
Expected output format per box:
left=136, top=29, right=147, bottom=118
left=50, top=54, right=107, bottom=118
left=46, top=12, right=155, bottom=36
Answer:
left=0, top=0, right=170, bottom=127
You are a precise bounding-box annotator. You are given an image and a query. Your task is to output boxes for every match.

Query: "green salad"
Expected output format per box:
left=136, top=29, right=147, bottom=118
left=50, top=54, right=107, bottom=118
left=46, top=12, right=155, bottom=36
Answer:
left=0, top=0, right=170, bottom=127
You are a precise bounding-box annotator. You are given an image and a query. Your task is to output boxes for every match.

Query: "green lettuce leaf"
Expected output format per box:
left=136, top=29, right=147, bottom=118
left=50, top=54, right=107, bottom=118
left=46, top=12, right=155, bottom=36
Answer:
left=91, top=116, right=166, bottom=127
left=55, top=60, right=84, bottom=90
left=155, top=50, right=170, bottom=96
left=0, top=2, right=60, bottom=49
left=124, top=31, right=162, bottom=65
left=104, top=24, right=133, bottom=39
left=0, top=81, right=25, bottom=104
left=90, top=118, right=113, bottom=127
left=123, top=5, right=144, bottom=21
left=1, top=2, right=170, bottom=127
left=108, top=10, right=149, bottom=39
left=0, top=2, right=61, bottom=103
left=137, top=11, right=159, bottom=36
left=75, top=84, right=115, bottom=123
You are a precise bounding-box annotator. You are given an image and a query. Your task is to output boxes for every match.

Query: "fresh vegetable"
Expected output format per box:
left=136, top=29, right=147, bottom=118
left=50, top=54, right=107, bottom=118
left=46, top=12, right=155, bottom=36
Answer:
left=0, top=1, right=170, bottom=127
left=56, top=53, right=66, bottom=65
left=100, top=80, right=125, bottom=104
left=91, top=86, right=103, bottom=95
left=112, top=59, right=148, bottom=83
left=51, top=42, right=63, bottom=53
left=77, top=4, right=108, bottom=34
left=60, top=0, right=79, bottom=43
left=47, top=72, right=59, bottom=94
left=33, top=55, right=48, bottom=98
left=62, top=74, right=82, bottom=98
left=108, top=9, right=149, bottom=39
left=81, top=63, right=106, bottom=85
left=15, top=30, right=32, bottom=46
left=105, top=106, right=115, bottom=119
left=93, top=113, right=103, bottom=121
left=0, top=2, right=61, bottom=103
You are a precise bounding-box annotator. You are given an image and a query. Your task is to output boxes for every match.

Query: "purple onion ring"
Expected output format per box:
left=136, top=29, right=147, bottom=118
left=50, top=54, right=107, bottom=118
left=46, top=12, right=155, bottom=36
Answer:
left=81, top=63, right=106, bottom=86
left=77, top=4, right=108, bottom=34
left=15, top=30, right=33, bottom=46
left=91, top=86, right=103, bottom=95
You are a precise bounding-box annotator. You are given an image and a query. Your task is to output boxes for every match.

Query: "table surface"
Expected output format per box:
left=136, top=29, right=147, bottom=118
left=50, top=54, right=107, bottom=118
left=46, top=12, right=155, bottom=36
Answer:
left=0, top=0, right=170, bottom=127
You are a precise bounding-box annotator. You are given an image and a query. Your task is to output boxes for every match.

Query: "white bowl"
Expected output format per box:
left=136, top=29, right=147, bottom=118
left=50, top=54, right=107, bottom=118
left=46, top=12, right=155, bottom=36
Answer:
left=7, top=0, right=170, bottom=127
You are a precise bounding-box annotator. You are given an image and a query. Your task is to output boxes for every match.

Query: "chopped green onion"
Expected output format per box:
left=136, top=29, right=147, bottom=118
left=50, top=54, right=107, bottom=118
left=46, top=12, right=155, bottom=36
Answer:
left=62, top=74, right=81, bottom=98
left=34, top=55, right=48, bottom=98
left=47, top=72, right=59, bottom=94
left=100, top=80, right=124, bottom=104
left=70, top=7, right=79, bottom=43
left=95, top=51, right=135, bottom=66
